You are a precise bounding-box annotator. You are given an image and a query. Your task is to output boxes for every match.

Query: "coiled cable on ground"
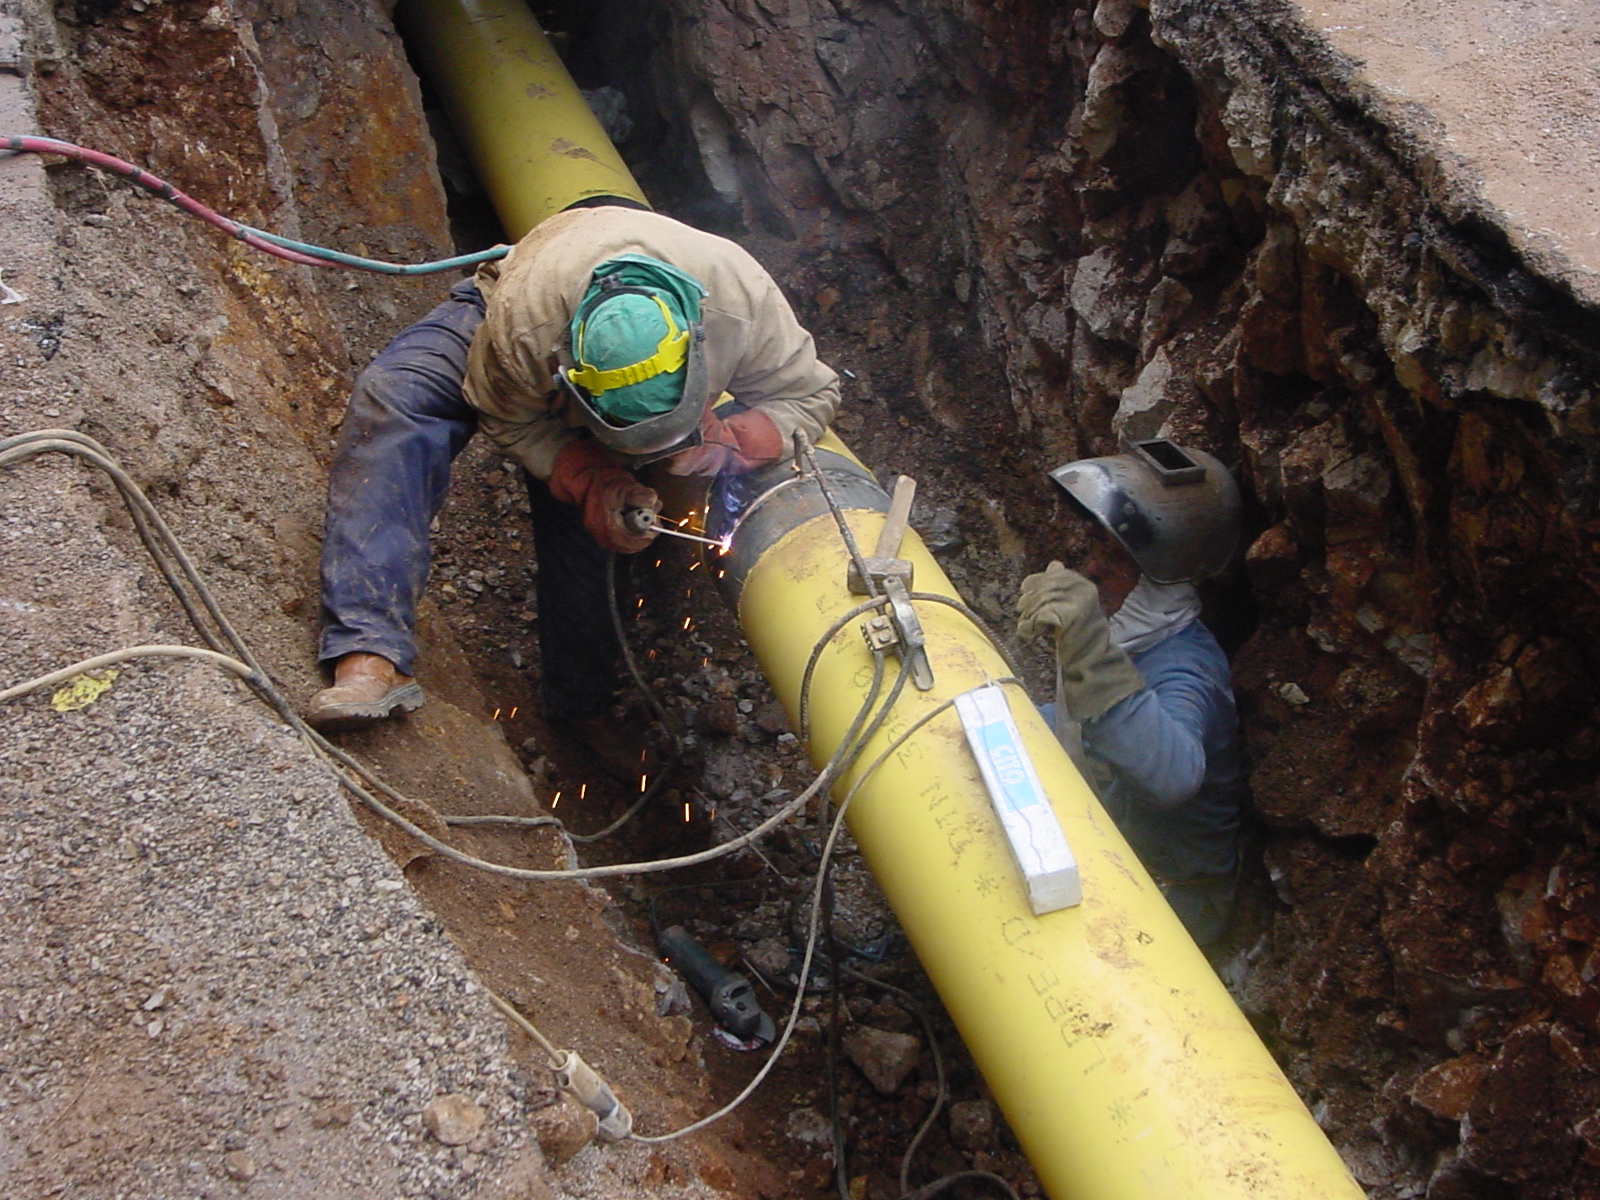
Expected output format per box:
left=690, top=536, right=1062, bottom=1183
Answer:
left=0, top=430, right=875, bottom=882
left=0, top=429, right=1033, bottom=1173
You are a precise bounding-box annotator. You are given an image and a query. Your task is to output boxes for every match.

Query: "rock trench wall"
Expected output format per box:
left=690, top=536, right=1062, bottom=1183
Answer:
left=600, top=0, right=1600, bottom=1195
left=12, top=0, right=1600, bottom=1193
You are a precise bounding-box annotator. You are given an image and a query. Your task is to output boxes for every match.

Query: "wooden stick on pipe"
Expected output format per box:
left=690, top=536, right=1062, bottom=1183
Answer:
left=874, top=475, right=917, bottom=559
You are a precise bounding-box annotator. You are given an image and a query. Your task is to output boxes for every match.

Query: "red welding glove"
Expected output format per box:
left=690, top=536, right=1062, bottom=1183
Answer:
left=548, top=439, right=662, bottom=555
left=663, top=406, right=784, bottom=477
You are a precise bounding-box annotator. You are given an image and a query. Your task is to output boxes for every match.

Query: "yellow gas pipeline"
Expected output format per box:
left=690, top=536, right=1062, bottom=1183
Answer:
left=395, top=3, right=1366, bottom=1196
left=395, top=0, right=649, bottom=238
left=706, top=438, right=1365, bottom=1199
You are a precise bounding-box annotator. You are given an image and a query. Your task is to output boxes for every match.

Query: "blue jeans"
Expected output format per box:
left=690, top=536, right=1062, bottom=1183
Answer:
left=318, top=279, right=624, bottom=720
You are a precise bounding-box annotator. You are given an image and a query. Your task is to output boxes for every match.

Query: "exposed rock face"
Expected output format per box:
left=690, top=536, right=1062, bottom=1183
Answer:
left=11, top=0, right=1600, bottom=1192
left=613, top=0, right=1600, bottom=1195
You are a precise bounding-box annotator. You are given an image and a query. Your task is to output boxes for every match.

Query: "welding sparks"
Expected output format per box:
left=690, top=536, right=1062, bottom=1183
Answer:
left=682, top=617, right=693, bottom=631
left=579, top=784, right=588, bottom=800
left=682, top=802, right=691, bottom=823
left=491, top=708, right=501, bottom=720
left=551, top=791, right=562, bottom=809
left=639, top=774, right=648, bottom=794
left=509, top=706, right=518, bottom=719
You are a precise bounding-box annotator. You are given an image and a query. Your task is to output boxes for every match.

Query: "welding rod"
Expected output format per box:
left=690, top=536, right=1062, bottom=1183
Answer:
left=625, top=508, right=728, bottom=550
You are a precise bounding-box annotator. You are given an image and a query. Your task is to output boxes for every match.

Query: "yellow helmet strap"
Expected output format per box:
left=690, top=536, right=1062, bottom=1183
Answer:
left=568, top=293, right=690, bottom=396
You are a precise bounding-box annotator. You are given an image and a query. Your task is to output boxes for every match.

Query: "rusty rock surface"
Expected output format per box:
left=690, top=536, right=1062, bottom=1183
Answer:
left=614, top=0, right=1600, bottom=1195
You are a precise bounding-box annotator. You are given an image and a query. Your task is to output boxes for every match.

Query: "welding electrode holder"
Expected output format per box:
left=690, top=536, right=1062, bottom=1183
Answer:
left=658, top=924, right=776, bottom=1044
left=552, top=1048, right=634, bottom=1141
left=624, top=507, right=656, bottom=537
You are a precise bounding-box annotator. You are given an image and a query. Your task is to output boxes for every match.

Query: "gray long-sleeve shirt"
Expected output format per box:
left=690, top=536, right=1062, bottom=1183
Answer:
left=1080, top=619, right=1245, bottom=880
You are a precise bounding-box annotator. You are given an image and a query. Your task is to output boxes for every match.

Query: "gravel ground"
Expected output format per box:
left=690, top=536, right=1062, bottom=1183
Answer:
left=0, top=463, right=548, bottom=1197
left=0, top=10, right=560, bottom=1191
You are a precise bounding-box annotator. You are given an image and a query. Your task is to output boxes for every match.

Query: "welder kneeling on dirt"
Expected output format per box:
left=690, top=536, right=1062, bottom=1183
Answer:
left=305, top=203, right=839, bottom=776
left=1017, top=439, right=1247, bottom=947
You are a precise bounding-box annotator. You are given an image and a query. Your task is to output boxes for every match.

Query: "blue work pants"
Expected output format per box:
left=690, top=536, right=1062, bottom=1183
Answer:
left=318, top=279, right=623, bottom=720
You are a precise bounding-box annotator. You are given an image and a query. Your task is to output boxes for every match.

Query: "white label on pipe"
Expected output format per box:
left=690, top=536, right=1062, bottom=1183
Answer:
left=954, top=683, right=1082, bottom=915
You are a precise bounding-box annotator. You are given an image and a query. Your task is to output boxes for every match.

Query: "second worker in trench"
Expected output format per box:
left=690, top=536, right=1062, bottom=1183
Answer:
left=1018, top=441, right=1248, bottom=947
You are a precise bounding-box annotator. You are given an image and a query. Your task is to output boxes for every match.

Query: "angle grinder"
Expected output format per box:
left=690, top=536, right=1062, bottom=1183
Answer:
left=658, top=924, right=776, bottom=1048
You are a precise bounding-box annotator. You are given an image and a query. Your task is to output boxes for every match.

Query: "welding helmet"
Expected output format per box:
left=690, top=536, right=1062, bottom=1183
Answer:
left=1048, top=439, right=1241, bottom=583
left=558, top=255, right=711, bottom=465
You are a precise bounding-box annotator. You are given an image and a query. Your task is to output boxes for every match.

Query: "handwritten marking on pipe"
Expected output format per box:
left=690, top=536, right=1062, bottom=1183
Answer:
left=549, top=138, right=600, bottom=162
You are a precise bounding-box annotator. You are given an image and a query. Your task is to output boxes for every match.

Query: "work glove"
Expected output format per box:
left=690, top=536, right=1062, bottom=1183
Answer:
left=663, top=406, right=784, bottom=477
left=548, top=439, right=662, bottom=555
left=1016, top=562, right=1144, bottom=722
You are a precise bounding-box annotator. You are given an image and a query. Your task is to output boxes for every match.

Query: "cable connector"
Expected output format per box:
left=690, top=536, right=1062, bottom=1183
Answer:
left=486, top=989, right=633, bottom=1141
left=862, top=612, right=900, bottom=654
left=552, top=1049, right=633, bottom=1141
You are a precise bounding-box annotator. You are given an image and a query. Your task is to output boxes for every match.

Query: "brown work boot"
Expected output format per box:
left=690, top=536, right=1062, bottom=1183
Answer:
left=551, top=712, right=661, bottom=785
left=305, top=653, right=425, bottom=732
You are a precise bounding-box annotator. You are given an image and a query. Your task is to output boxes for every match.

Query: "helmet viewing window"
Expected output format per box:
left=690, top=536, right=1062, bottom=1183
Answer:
left=1131, top=438, right=1207, bottom=486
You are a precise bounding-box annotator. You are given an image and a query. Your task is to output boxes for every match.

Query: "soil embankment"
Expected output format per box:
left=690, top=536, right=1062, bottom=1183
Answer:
left=5, top=1, right=1600, bottom=1198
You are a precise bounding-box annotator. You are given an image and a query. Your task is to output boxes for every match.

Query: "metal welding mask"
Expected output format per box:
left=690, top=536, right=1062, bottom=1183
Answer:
left=557, top=255, right=712, bottom=467
left=1048, top=439, right=1242, bottom=583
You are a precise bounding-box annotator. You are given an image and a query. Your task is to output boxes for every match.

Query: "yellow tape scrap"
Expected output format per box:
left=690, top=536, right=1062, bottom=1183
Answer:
left=51, top=669, right=121, bottom=713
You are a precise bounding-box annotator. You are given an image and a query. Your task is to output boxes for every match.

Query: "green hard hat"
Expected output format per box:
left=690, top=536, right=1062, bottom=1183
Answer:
left=568, top=256, right=707, bottom=424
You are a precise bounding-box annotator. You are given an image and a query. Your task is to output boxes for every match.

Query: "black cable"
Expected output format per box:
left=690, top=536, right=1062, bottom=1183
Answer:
left=546, top=550, right=684, bottom=845
left=825, top=869, right=850, bottom=1200
left=605, top=549, right=681, bottom=737
left=795, top=432, right=879, bottom=599
left=902, top=1171, right=1022, bottom=1200
left=840, top=961, right=947, bottom=1197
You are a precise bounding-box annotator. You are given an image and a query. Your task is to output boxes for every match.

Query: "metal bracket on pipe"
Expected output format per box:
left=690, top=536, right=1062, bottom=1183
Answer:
left=881, top=575, right=934, bottom=691
left=847, top=475, right=933, bottom=689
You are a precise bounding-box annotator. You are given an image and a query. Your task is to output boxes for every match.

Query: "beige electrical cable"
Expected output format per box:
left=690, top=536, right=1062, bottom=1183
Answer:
left=0, top=428, right=1030, bottom=1147
left=0, top=429, right=895, bottom=884
left=0, top=644, right=257, bottom=702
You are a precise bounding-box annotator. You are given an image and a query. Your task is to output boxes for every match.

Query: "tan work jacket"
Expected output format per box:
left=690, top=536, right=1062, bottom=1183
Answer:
left=463, top=207, right=840, bottom=479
